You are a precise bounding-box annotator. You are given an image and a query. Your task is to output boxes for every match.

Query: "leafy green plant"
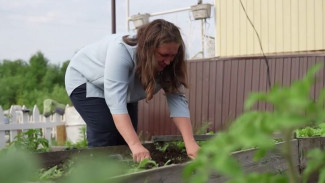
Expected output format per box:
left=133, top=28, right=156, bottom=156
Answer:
left=136, top=158, right=159, bottom=170
left=296, top=123, right=325, bottom=137
left=125, top=158, right=159, bottom=174
left=38, top=165, right=63, bottom=181
left=0, top=147, right=40, bottom=183
left=9, top=129, right=50, bottom=152
left=58, top=154, right=127, bottom=183
left=195, top=121, right=214, bottom=135
left=65, top=126, right=88, bottom=149
left=2, top=127, right=179, bottom=182
left=155, top=142, right=170, bottom=152
left=0, top=146, right=127, bottom=183
left=155, top=141, right=186, bottom=154
left=172, top=141, right=186, bottom=152
left=164, top=159, right=172, bottom=166
left=184, top=63, right=325, bottom=183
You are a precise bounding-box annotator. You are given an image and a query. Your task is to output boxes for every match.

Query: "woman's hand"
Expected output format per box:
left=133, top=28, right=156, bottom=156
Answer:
left=112, top=114, right=151, bottom=162
left=171, top=117, right=200, bottom=159
left=129, top=143, right=151, bottom=162
left=185, top=140, right=200, bottom=159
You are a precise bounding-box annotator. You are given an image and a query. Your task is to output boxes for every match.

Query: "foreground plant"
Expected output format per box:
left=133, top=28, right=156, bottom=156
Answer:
left=58, top=153, right=127, bottom=183
left=0, top=147, right=40, bottom=183
left=0, top=146, right=128, bottom=183
left=184, top=63, right=325, bottom=183
left=9, top=129, right=49, bottom=152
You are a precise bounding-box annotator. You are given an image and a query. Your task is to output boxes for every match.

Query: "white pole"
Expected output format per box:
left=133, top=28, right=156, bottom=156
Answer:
left=201, top=19, right=205, bottom=58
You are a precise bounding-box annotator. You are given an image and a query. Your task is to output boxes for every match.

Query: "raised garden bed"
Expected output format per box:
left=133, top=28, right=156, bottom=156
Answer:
left=39, top=142, right=189, bottom=169
left=39, top=134, right=214, bottom=169
left=152, top=134, right=214, bottom=142
left=34, top=136, right=325, bottom=183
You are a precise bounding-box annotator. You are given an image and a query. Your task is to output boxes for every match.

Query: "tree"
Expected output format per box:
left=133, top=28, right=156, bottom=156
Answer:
left=0, top=52, right=71, bottom=112
left=27, top=51, right=48, bottom=89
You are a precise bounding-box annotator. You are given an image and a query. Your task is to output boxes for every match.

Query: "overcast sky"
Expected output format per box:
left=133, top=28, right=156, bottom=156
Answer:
left=0, top=0, right=215, bottom=65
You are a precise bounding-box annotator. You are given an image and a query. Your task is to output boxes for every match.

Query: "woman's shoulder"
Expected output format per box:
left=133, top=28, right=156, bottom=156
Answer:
left=82, top=33, right=136, bottom=54
left=117, top=33, right=137, bottom=58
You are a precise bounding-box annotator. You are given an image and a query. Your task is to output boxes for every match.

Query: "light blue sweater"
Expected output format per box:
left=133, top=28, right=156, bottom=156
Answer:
left=65, top=34, right=190, bottom=117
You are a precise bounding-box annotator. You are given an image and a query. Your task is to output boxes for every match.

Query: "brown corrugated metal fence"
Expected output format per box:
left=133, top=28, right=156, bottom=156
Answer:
left=137, top=53, right=325, bottom=139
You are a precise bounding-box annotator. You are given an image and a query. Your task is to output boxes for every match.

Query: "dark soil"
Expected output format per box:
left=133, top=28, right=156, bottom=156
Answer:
left=148, top=142, right=190, bottom=167
left=39, top=142, right=191, bottom=172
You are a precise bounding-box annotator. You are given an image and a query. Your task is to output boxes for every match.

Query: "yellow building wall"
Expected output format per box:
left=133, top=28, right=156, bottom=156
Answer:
left=215, top=0, right=325, bottom=57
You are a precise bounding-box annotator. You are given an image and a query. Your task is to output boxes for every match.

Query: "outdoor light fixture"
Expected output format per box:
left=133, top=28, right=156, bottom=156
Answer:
left=130, top=13, right=150, bottom=29
left=191, top=3, right=212, bottom=20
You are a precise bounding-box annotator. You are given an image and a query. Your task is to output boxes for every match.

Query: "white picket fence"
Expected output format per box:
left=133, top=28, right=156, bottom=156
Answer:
left=0, top=105, right=66, bottom=149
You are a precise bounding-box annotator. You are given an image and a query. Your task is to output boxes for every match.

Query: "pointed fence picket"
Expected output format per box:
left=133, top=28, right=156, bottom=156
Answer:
left=0, top=105, right=65, bottom=149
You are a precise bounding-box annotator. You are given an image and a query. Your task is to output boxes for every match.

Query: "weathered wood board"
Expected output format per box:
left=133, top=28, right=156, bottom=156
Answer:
left=36, top=137, right=325, bottom=183
left=152, top=134, right=214, bottom=142
left=113, top=140, right=299, bottom=183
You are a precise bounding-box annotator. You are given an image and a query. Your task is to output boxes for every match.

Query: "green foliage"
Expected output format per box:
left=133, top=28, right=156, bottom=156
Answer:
left=0, top=52, right=71, bottom=111
left=58, top=154, right=127, bottom=183
left=65, top=126, right=88, bottom=149
left=195, top=121, right=214, bottom=135
left=136, top=158, right=159, bottom=170
left=155, top=142, right=170, bottom=152
left=296, top=123, right=325, bottom=137
left=184, top=63, right=325, bottom=183
left=172, top=141, right=186, bottom=152
left=9, top=129, right=50, bottom=152
left=125, top=158, right=160, bottom=174
left=155, top=141, right=186, bottom=153
left=0, top=143, right=126, bottom=183
left=0, top=147, right=40, bottom=183
left=38, top=165, right=64, bottom=181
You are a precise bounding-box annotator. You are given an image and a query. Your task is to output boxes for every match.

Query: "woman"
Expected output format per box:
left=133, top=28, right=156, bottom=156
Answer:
left=65, top=19, right=199, bottom=162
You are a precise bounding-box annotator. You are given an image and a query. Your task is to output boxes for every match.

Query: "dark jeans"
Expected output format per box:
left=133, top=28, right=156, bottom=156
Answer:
left=69, top=83, right=138, bottom=147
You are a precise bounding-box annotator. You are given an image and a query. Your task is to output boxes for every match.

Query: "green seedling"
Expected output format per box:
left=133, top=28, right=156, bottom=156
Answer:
left=195, top=121, right=214, bottom=135
left=164, top=159, right=172, bottom=166
left=39, top=165, right=63, bottom=181
left=9, top=129, right=49, bottom=152
left=172, top=141, right=186, bottom=152
left=65, top=126, right=88, bottom=149
left=155, top=142, right=170, bottom=152
left=127, top=158, right=159, bottom=173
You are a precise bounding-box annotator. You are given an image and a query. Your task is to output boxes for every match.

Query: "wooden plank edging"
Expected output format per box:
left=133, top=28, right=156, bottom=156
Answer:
left=114, top=140, right=299, bottom=183
left=35, top=137, right=325, bottom=182
left=152, top=134, right=214, bottom=142
left=297, top=137, right=325, bottom=171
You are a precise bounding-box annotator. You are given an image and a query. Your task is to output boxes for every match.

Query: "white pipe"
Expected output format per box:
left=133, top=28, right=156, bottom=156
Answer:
left=127, top=6, right=192, bottom=21
left=127, top=7, right=191, bottom=21
left=149, top=7, right=191, bottom=17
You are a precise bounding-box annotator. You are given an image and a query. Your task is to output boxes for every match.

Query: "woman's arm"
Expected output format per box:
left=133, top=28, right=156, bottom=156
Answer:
left=103, top=42, right=150, bottom=162
left=172, top=117, right=200, bottom=159
left=112, top=114, right=151, bottom=162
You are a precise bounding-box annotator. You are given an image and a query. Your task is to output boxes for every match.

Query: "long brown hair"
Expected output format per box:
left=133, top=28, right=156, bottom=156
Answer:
left=123, top=19, right=188, bottom=102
